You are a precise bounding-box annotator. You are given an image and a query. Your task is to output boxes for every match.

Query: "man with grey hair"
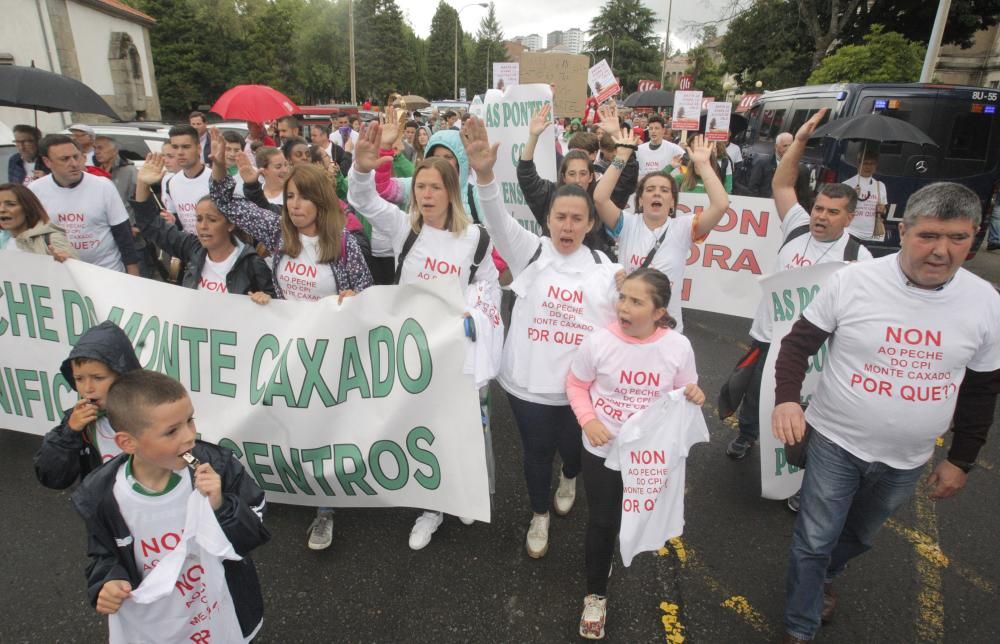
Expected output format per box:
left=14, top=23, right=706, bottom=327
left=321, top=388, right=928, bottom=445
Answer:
left=771, top=174, right=1000, bottom=641
left=749, top=131, right=793, bottom=198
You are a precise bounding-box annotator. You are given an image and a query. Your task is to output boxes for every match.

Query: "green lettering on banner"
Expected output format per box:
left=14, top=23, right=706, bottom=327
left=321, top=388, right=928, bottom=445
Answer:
left=61, top=289, right=96, bottom=344
left=797, top=285, right=819, bottom=312
left=14, top=370, right=42, bottom=418
left=250, top=334, right=279, bottom=404
left=397, top=318, right=432, bottom=394
left=296, top=338, right=335, bottom=407
left=2, top=281, right=36, bottom=338
left=407, top=426, right=441, bottom=490
left=485, top=103, right=501, bottom=128
left=264, top=340, right=297, bottom=407
left=2, top=368, right=23, bottom=415
left=157, top=322, right=180, bottom=379
left=30, top=285, right=58, bottom=342
left=501, top=182, right=526, bottom=206
left=244, top=441, right=284, bottom=493
left=136, top=315, right=161, bottom=369
left=210, top=329, right=238, bottom=398
left=300, top=446, right=336, bottom=495
left=180, top=326, right=208, bottom=392
left=773, top=447, right=801, bottom=476
left=333, top=443, right=377, bottom=496
left=771, top=290, right=792, bottom=322
left=368, top=326, right=395, bottom=398
left=218, top=437, right=242, bottom=458
left=337, top=336, right=371, bottom=401
left=368, top=440, right=409, bottom=491
left=272, top=445, right=315, bottom=495
left=106, top=307, right=144, bottom=343
left=38, top=369, right=56, bottom=421
left=806, top=342, right=828, bottom=375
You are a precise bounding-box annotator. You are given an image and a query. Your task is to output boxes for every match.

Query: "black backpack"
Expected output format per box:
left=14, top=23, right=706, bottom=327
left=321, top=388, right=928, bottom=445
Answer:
left=393, top=224, right=492, bottom=285
left=779, top=224, right=862, bottom=261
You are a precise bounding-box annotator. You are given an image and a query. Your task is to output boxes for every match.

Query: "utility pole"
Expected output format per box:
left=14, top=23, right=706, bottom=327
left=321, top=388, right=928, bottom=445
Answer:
left=349, top=0, right=357, bottom=104
left=920, top=0, right=953, bottom=82
left=660, top=0, right=673, bottom=88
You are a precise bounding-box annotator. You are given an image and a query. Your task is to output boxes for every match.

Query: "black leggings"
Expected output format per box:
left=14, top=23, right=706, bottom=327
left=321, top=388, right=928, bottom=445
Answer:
left=582, top=447, right=623, bottom=595
left=506, top=393, right=582, bottom=515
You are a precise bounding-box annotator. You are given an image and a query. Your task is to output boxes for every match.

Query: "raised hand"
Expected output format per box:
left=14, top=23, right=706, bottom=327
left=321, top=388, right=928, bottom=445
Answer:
left=380, top=106, right=402, bottom=148
left=795, top=108, right=828, bottom=144
left=597, top=103, right=620, bottom=137
left=137, top=152, right=165, bottom=186
left=461, top=116, right=499, bottom=178
left=208, top=127, right=225, bottom=166
left=612, top=127, right=640, bottom=159
left=687, top=134, right=713, bottom=167
left=528, top=103, right=553, bottom=137
left=353, top=122, right=394, bottom=174
left=235, top=152, right=259, bottom=184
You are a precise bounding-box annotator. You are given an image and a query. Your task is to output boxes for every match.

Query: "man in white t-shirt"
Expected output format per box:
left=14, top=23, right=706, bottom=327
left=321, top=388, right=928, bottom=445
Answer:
left=771, top=181, right=1000, bottom=644
left=727, top=109, right=871, bottom=466
left=842, top=148, right=888, bottom=240
left=330, top=112, right=359, bottom=149
left=162, top=125, right=210, bottom=234
left=635, top=114, right=684, bottom=179
left=30, top=134, right=139, bottom=274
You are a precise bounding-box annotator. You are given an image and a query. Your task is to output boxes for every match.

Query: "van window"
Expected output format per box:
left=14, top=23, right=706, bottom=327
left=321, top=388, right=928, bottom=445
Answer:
left=946, top=112, right=992, bottom=161
left=759, top=106, right=787, bottom=142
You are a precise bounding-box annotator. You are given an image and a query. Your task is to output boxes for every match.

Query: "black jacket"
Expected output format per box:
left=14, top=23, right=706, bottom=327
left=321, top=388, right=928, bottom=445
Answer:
left=515, top=158, right=619, bottom=261
left=748, top=154, right=778, bottom=198
left=70, top=441, right=270, bottom=639
left=34, top=321, right=142, bottom=489
left=132, top=198, right=276, bottom=296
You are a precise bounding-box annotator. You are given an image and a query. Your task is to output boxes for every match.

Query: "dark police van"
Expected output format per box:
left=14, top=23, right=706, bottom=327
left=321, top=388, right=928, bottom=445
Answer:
left=736, top=83, right=999, bottom=256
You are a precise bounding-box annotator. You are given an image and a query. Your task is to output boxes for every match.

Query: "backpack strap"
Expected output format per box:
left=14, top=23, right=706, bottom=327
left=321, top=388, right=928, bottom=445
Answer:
left=843, top=234, right=861, bottom=261
left=778, top=224, right=811, bottom=252
left=591, top=248, right=602, bottom=263
left=524, top=243, right=543, bottom=269
left=466, top=184, right=481, bottom=224
left=467, top=225, right=491, bottom=284
left=393, top=229, right=420, bottom=285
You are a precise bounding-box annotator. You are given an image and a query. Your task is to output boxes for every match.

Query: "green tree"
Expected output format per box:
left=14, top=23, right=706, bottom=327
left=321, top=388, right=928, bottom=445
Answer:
left=426, top=1, right=462, bottom=99
left=836, top=0, right=1000, bottom=51
left=719, top=0, right=814, bottom=91
left=292, top=0, right=351, bottom=103
left=355, top=0, right=414, bottom=103
left=807, top=25, right=925, bottom=85
left=470, top=2, right=508, bottom=96
left=584, top=0, right=662, bottom=93
left=685, top=46, right=724, bottom=98
left=237, top=0, right=305, bottom=98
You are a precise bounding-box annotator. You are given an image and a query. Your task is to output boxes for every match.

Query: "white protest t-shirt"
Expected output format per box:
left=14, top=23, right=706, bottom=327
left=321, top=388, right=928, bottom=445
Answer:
left=29, top=173, right=129, bottom=271
left=274, top=234, right=338, bottom=301
left=92, top=417, right=122, bottom=463
left=570, top=324, right=697, bottom=458
left=163, top=166, right=211, bottom=234
left=726, top=143, right=743, bottom=166
left=802, top=255, right=1000, bottom=469
left=843, top=174, right=887, bottom=240
left=502, top=241, right=620, bottom=405
left=749, top=203, right=872, bottom=343
left=636, top=141, right=684, bottom=178
left=394, top=225, right=499, bottom=293
left=605, top=389, right=709, bottom=566
left=199, top=243, right=244, bottom=294
left=615, top=211, right=699, bottom=333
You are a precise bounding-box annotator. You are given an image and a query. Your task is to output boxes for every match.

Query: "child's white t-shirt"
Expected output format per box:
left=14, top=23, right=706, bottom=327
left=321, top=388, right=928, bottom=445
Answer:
left=199, top=243, right=244, bottom=294
left=636, top=141, right=685, bottom=178
left=92, top=417, right=122, bottom=464
left=570, top=323, right=697, bottom=458
left=164, top=167, right=211, bottom=234
left=274, top=234, right=338, bottom=301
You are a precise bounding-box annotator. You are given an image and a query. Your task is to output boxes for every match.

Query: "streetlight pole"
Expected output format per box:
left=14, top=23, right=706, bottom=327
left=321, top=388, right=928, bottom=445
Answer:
left=455, top=3, right=488, bottom=100
left=660, top=0, right=672, bottom=88
left=920, top=0, right=953, bottom=82
left=349, top=0, right=357, bottom=104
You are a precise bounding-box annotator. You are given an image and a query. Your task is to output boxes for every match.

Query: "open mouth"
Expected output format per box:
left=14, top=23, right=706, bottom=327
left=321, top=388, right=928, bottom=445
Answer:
left=619, top=316, right=632, bottom=329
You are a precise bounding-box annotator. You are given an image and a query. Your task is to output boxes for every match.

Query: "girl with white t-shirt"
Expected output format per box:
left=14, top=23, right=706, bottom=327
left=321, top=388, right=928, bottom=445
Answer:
left=349, top=124, right=504, bottom=551
left=208, top=129, right=373, bottom=551
left=133, top=153, right=274, bottom=297
left=566, top=268, right=705, bottom=639
left=462, top=116, right=623, bottom=559
left=593, top=132, right=730, bottom=333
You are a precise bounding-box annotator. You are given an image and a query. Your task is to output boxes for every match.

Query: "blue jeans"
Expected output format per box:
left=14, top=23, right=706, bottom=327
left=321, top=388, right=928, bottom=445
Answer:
left=784, top=430, right=923, bottom=640
left=988, top=202, right=1000, bottom=245
left=737, top=341, right=770, bottom=441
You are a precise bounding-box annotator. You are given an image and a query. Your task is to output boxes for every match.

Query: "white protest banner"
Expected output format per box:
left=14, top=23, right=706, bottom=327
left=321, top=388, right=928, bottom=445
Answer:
left=493, top=62, right=519, bottom=90
left=757, top=262, right=846, bottom=499
left=587, top=59, right=620, bottom=104
left=483, top=83, right=555, bottom=234
left=705, top=101, right=732, bottom=142
left=674, top=193, right=783, bottom=319
left=672, top=90, right=703, bottom=131
left=0, top=254, right=491, bottom=520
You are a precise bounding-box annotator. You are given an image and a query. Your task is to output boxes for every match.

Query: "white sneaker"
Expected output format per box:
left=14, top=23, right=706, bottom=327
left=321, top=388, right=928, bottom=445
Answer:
left=307, top=512, right=334, bottom=550
left=459, top=516, right=475, bottom=525
left=526, top=513, right=550, bottom=558
left=553, top=471, right=577, bottom=516
left=579, top=594, right=607, bottom=639
left=408, top=511, right=444, bottom=550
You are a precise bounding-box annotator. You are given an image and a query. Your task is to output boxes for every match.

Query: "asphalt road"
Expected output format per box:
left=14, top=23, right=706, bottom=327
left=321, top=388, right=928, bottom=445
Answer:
left=2, top=250, right=997, bottom=643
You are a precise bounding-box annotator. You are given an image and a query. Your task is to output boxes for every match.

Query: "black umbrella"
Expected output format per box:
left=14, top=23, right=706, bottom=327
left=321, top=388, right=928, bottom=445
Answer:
left=0, top=65, right=120, bottom=120
left=809, top=113, right=937, bottom=146
left=624, top=89, right=674, bottom=108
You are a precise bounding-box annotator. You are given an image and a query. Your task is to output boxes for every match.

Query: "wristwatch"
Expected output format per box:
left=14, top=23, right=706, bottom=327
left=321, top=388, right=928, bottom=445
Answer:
left=946, top=458, right=976, bottom=474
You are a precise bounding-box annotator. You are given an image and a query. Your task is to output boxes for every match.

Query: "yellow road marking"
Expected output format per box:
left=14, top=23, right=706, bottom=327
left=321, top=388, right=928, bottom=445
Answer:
left=886, top=519, right=995, bottom=594
left=721, top=595, right=769, bottom=634
left=912, top=471, right=945, bottom=643
left=659, top=601, right=686, bottom=642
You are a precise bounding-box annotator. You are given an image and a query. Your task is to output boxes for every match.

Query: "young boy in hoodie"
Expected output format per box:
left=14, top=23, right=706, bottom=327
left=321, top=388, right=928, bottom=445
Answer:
left=71, top=369, right=269, bottom=641
left=34, top=321, right=141, bottom=489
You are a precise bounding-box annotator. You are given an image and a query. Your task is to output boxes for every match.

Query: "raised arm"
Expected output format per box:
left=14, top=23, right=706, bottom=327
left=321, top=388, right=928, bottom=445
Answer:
left=348, top=122, right=409, bottom=241
left=774, top=108, right=827, bottom=219
left=521, top=103, right=552, bottom=162
left=689, top=135, right=731, bottom=239
left=593, top=127, right=638, bottom=232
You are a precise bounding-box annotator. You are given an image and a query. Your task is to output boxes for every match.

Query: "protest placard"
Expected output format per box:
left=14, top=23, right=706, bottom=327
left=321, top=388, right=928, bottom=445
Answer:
left=519, top=52, right=588, bottom=118
left=0, top=254, right=491, bottom=520
left=493, top=62, right=519, bottom=90
left=587, top=59, right=620, bottom=104
left=672, top=90, right=703, bottom=131
left=706, top=101, right=732, bottom=142
left=756, top=262, right=846, bottom=499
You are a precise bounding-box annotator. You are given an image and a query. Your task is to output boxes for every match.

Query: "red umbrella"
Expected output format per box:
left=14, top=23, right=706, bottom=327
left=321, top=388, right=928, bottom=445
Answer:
left=209, top=84, right=299, bottom=123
